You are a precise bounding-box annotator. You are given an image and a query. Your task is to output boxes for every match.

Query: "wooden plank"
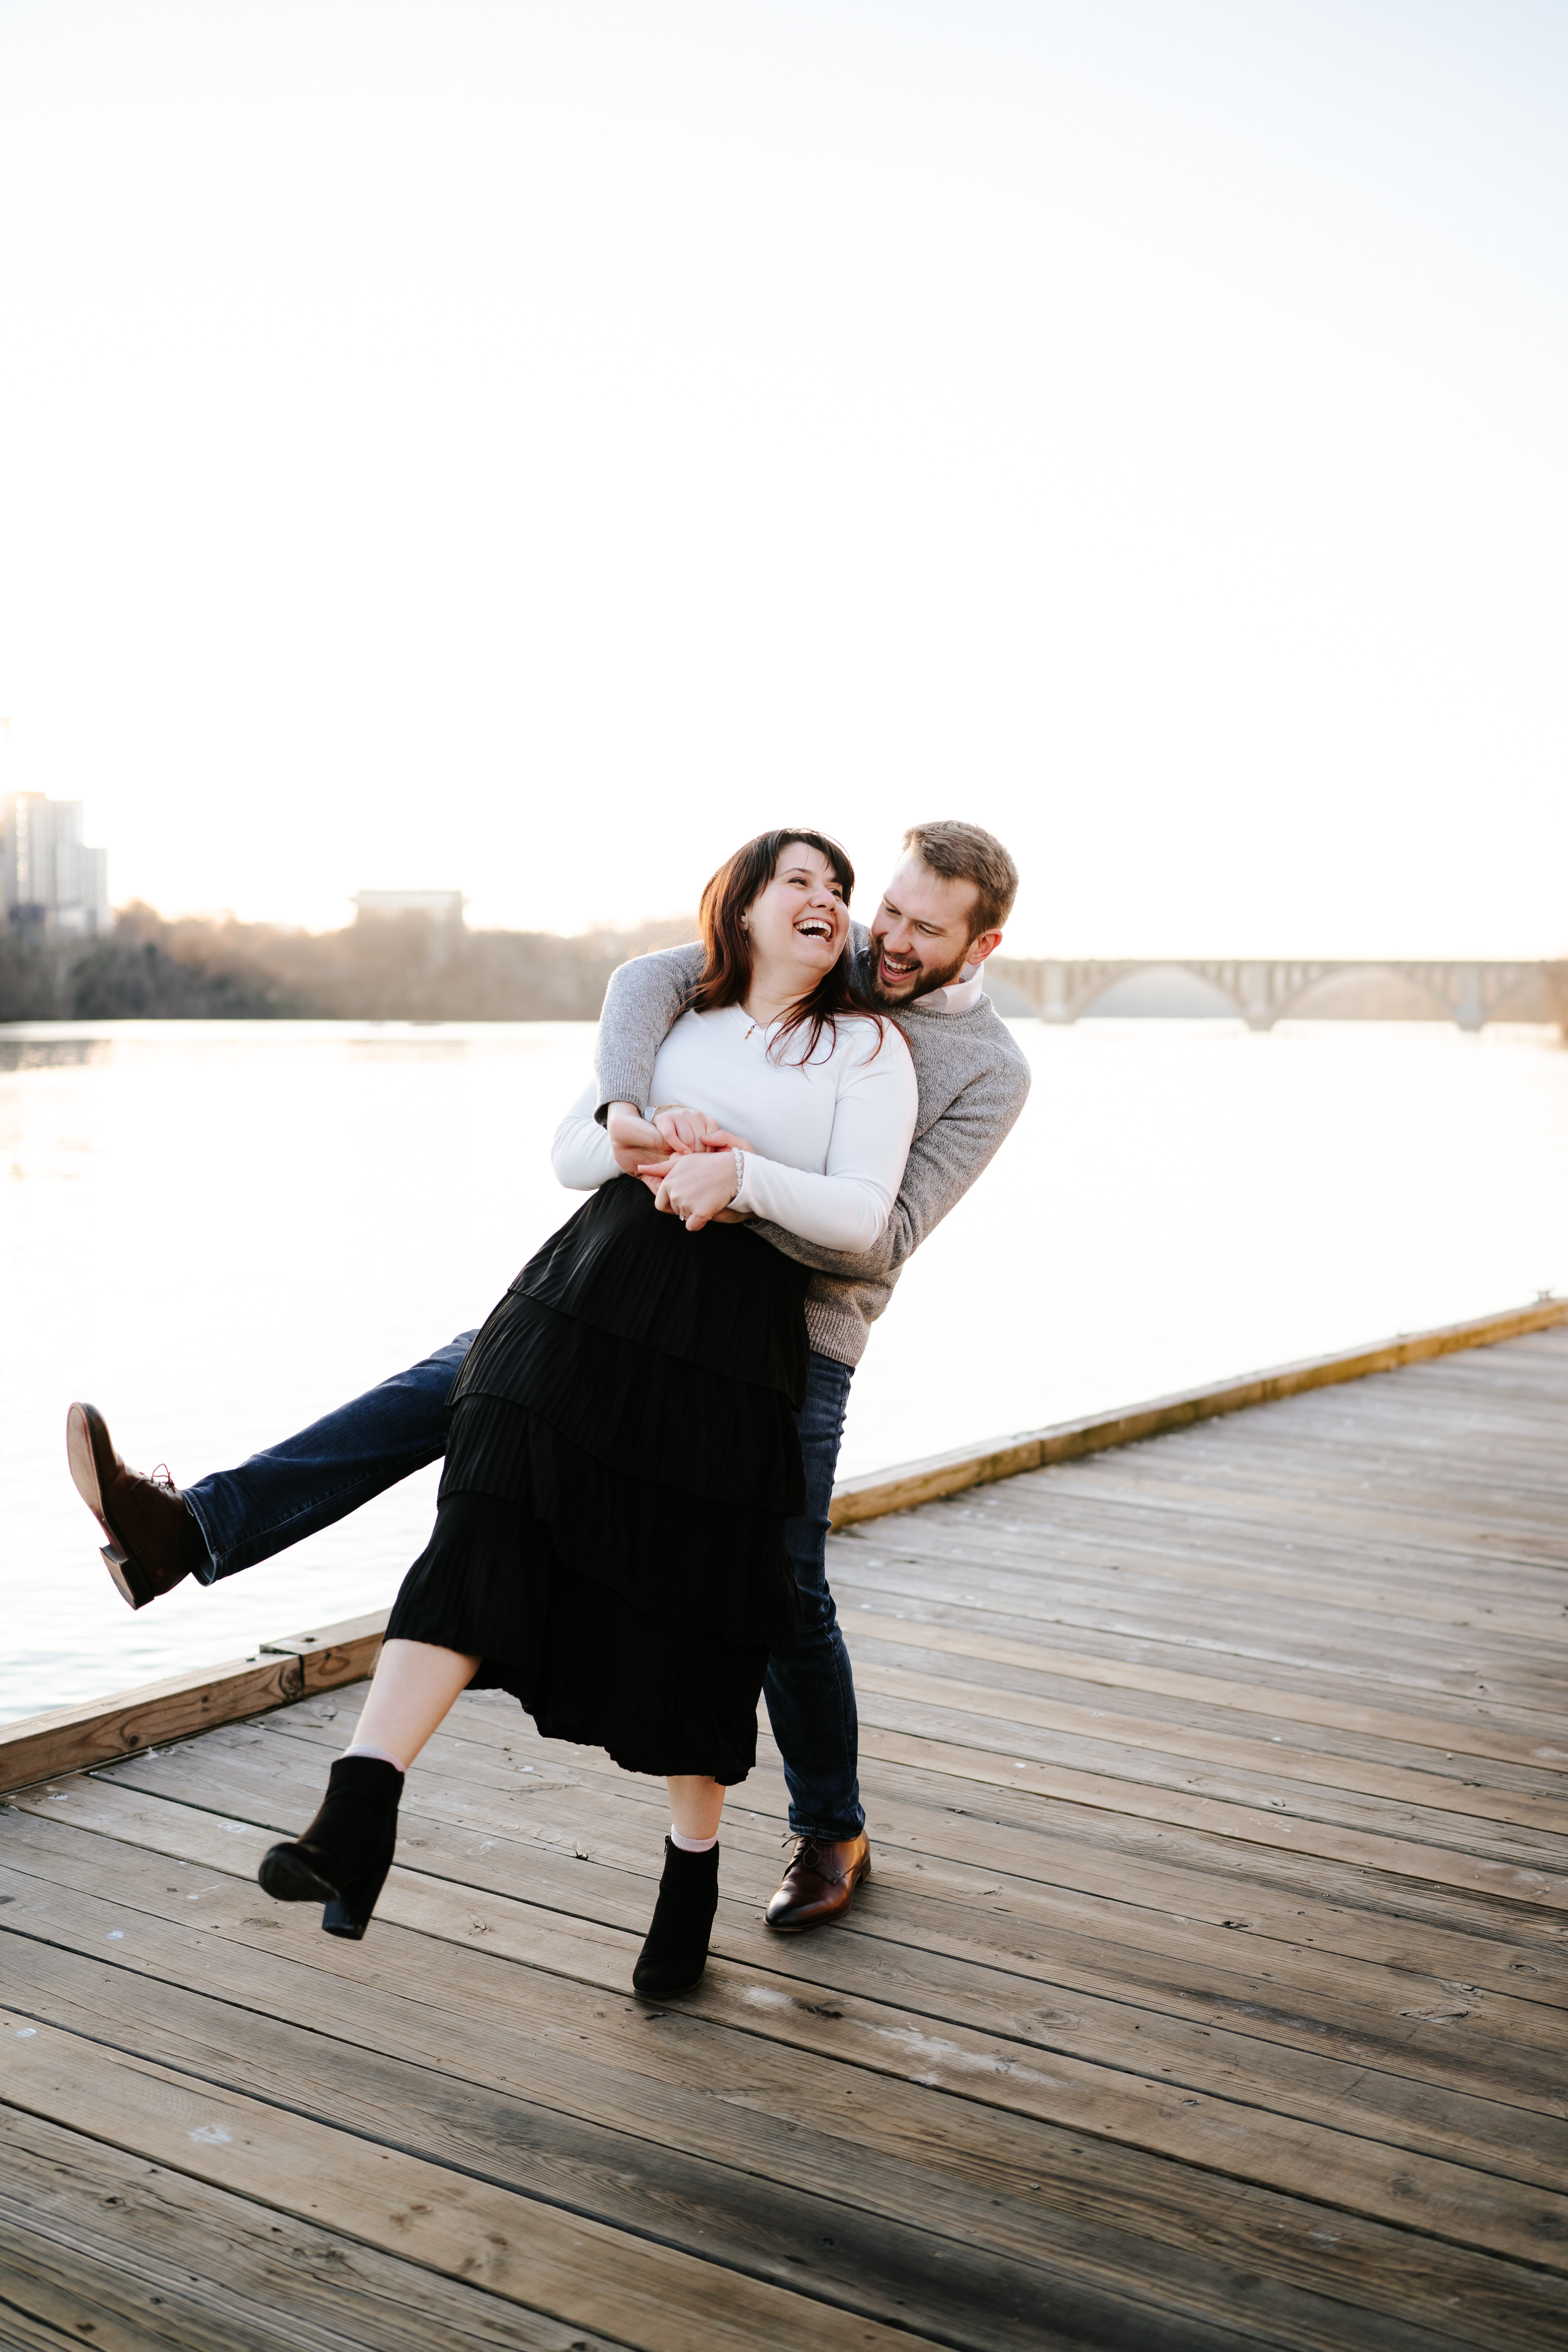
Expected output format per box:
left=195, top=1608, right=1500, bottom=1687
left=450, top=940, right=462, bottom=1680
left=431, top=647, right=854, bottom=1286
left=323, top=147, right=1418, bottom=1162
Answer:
left=846, top=1665, right=1568, bottom=1844
left=9, top=1797, right=1568, bottom=2277
left=10, top=1788, right=1568, bottom=2195
left=0, top=2295, right=107, bottom=2352
left=0, top=1836, right=1162, bottom=2299
left=14, top=1775, right=1568, bottom=2211
left=0, top=2105, right=628, bottom=2351
left=12, top=1759, right=1568, bottom=2173
left=936, top=1508, right=1568, bottom=1617
left=1143, top=1450, right=1568, bottom=1526
left=16, top=1737, right=1568, bottom=2337
left=844, top=1608, right=1568, bottom=1772
left=0, top=1612, right=386, bottom=1797
left=971, top=1478, right=1568, bottom=1586
left=846, top=1691, right=1568, bottom=1876
left=827, top=1543, right=1568, bottom=1713
left=171, top=1633, right=1568, bottom=1868
left=0, top=2011, right=948, bottom=2352
left=872, top=1510, right=1568, bottom=1642
left=0, top=1844, right=1424, bottom=2352
left=3, top=1860, right=1543, bottom=2352
left=998, top=1475, right=1568, bottom=1599
left=1094, top=1421, right=1568, bottom=1520
left=828, top=1297, right=1568, bottom=1525
left=853, top=1724, right=1568, bottom=1909
left=0, top=1912, right=1080, bottom=2352
left=946, top=1423, right=1568, bottom=1538
left=87, top=1693, right=1568, bottom=1995
left=0, top=2115, right=1294, bottom=2352
left=866, top=1498, right=1568, bottom=1637
left=863, top=1478, right=1568, bottom=1614
left=44, top=1737, right=1568, bottom=2071
left=845, top=1735, right=1568, bottom=1984
left=250, top=1680, right=1568, bottom=1976
left=844, top=1639, right=1568, bottom=1813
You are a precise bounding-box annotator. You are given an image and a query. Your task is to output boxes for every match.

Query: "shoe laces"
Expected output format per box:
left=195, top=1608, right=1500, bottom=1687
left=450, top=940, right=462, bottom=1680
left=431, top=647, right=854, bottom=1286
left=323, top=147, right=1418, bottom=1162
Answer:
left=785, top=1831, right=828, bottom=1873
left=149, top=1463, right=178, bottom=1492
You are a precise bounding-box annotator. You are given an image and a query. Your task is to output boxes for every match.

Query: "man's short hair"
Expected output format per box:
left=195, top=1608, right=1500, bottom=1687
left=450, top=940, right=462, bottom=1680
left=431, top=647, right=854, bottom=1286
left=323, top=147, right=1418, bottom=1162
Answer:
left=902, top=820, right=1019, bottom=937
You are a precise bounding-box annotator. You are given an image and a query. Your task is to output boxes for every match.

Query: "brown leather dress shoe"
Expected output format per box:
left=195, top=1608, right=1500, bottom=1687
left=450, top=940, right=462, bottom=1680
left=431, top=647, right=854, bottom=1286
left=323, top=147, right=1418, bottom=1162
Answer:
left=764, top=1831, right=871, bottom=1933
left=66, top=1402, right=200, bottom=1610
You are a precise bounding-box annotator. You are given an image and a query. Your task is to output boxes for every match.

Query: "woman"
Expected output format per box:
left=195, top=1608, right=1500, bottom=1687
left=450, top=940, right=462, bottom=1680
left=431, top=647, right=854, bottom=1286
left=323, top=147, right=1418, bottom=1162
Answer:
left=258, top=829, right=917, bottom=1996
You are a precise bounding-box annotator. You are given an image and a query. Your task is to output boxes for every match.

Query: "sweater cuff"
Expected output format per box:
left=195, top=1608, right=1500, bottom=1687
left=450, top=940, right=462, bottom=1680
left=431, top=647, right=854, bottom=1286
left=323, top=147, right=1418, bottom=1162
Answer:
left=594, top=1057, right=655, bottom=1125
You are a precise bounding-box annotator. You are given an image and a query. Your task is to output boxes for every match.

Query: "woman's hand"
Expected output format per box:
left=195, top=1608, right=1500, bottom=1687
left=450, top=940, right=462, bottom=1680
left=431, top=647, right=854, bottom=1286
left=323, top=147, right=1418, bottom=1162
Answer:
left=653, top=1106, right=722, bottom=1153
left=637, top=1128, right=758, bottom=1223
left=653, top=1147, right=742, bottom=1232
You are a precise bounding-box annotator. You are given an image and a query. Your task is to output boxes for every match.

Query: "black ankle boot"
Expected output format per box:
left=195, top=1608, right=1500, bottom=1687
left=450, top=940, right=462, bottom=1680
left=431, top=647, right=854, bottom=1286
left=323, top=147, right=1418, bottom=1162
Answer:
left=258, top=1755, right=403, bottom=1940
left=633, top=1838, right=720, bottom=1998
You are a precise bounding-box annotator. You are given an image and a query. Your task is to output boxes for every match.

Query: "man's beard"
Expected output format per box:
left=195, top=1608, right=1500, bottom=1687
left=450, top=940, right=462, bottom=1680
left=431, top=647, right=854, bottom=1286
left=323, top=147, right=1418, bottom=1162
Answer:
left=862, top=938, right=974, bottom=1007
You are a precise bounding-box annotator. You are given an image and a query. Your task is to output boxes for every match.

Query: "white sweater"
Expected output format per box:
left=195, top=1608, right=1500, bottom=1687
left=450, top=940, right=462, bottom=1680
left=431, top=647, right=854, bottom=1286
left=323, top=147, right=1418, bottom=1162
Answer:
left=552, top=1003, right=918, bottom=1254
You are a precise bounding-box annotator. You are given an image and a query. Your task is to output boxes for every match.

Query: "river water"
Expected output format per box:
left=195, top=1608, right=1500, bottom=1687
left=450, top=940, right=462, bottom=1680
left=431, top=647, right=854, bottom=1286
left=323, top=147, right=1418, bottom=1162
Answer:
left=4, top=1015, right=1566, bottom=1723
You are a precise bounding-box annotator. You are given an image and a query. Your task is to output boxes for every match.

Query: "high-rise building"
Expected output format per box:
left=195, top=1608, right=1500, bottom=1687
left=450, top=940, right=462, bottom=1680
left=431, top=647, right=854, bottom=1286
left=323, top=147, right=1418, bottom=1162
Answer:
left=1, top=793, right=112, bottom=938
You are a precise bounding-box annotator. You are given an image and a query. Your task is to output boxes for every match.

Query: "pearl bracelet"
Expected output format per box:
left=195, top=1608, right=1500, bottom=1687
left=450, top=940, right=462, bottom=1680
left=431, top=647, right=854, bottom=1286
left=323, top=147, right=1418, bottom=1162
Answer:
left=730, top=1147, right=746, bottom=1205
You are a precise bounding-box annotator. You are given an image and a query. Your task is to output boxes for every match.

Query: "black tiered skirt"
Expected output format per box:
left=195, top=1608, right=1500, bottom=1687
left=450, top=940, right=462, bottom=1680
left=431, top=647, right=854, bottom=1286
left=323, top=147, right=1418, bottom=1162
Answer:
left=384, top=1177, right=809, bottom=1785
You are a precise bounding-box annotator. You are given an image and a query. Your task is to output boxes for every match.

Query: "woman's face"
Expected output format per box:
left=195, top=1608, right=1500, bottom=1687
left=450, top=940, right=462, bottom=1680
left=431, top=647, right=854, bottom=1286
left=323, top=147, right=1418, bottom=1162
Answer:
left=744, top=841, right=851, bottom=989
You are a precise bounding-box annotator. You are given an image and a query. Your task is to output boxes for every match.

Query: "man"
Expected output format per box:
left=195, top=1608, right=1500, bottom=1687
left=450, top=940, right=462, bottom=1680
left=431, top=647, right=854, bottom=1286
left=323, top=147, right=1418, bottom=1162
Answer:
left=67, top=819, right=1031, bottom=1933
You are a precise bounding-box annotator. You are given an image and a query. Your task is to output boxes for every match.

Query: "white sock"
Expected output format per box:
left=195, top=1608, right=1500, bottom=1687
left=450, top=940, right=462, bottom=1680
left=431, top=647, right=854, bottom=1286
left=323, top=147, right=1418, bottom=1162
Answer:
left=670, top=1827, right=718, bottom=1853
left=342, top=1742, right=406, bottom=1773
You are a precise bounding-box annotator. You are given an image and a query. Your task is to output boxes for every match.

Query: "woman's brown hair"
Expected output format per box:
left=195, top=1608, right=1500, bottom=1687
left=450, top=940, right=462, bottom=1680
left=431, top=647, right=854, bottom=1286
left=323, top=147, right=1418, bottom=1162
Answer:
left=682, top=828, right=889, bottom=1063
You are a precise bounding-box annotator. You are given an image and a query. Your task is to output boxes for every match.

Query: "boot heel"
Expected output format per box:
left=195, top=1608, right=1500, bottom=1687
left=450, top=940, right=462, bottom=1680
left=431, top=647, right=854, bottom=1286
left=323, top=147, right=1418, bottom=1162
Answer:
left=323, top=1856, right=394, bottom=1940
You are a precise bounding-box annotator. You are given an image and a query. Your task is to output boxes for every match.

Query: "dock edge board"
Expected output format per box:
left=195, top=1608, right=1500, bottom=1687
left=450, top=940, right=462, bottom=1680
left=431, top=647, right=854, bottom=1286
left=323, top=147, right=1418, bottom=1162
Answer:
left=0, top=1614, right=387, bottom=1798
left=3, top=1294, right=1562, bottom=1796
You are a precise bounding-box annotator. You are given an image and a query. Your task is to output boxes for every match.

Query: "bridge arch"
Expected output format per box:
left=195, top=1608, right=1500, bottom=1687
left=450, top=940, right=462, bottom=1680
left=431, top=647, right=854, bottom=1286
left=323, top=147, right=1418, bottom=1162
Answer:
left=1078, top=964, right=1243, bottom=1019
left=992, top=955, right=1566, bottom=1031
left=1279, top=966, right=1454, bottom=1023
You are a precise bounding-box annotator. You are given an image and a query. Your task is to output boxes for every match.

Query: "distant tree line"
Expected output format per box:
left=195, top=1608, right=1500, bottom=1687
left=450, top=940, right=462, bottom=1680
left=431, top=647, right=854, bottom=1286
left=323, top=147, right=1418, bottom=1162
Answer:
left=0, top=903, right=697, bottom=1024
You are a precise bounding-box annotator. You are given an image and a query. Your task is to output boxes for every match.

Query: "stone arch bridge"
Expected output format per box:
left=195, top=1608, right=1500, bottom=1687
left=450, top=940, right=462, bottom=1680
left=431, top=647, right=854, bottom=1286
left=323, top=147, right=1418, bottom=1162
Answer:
left=990, top=958, right=1568, bottom=1031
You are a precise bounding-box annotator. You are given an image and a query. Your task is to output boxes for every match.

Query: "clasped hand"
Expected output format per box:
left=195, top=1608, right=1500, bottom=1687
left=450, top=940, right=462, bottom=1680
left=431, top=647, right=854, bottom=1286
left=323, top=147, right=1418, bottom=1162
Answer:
left=604, top=1103, right=756, bottom=1232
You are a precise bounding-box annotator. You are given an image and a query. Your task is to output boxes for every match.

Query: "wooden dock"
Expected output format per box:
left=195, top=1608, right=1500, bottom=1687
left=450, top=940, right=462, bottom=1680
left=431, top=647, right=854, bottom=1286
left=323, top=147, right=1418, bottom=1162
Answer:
left=3, top=1317, right=1568, bottom=2348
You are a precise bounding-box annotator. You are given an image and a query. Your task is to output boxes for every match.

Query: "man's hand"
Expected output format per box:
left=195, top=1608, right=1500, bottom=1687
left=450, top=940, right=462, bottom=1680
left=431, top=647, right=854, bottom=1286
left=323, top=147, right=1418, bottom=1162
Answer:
left=606, top=1102, right=666, bottom=1176
left=652, top=1148, right=742, bottom=1232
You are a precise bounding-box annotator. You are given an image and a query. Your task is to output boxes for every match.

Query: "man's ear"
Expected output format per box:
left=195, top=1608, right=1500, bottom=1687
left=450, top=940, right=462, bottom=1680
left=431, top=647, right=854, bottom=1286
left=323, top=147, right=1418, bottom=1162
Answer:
left=968, top=929, right=1004, bottom=966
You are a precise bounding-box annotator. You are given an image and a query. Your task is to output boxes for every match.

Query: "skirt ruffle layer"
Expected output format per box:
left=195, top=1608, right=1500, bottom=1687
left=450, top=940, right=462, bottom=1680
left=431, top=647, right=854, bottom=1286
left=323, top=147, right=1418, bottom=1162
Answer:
left=385, top=1176, right=809, bottom=1784
left=387, top=1490, right=770, bottom=1784
left=415, top=1385, right=802, bottom=1650
left=454, top=1288, right=805, bottom=1520
left=454, top=1173, right=809, bottom=1407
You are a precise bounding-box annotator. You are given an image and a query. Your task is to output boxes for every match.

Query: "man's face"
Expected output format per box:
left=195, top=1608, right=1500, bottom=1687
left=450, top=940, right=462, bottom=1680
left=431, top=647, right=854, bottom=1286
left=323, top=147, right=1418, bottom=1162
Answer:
left=865, top=852, right=1004, bottom=1004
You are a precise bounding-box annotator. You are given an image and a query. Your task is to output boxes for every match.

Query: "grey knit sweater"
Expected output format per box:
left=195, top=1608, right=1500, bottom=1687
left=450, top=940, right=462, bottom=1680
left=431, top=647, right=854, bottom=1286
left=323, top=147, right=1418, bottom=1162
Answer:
left=594, top=925, right=1033, bottom=1367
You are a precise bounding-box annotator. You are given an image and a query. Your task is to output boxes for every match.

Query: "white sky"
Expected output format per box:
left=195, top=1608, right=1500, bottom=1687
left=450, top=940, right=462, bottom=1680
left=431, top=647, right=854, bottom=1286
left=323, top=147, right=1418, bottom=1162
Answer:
left=2, top=0, right=1565, bottom=956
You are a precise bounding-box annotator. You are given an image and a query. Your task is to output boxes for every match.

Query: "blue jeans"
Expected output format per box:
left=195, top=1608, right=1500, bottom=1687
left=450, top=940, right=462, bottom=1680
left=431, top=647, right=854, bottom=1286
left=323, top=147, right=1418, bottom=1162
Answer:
left=184, top=1338, right=864, bottom=1843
